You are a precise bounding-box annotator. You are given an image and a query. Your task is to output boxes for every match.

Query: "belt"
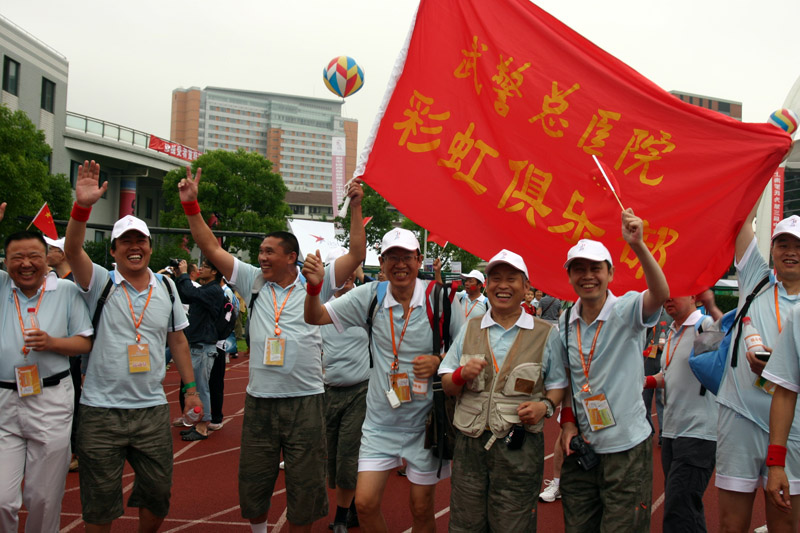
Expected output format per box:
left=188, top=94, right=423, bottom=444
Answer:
left=0, top=369, right=70, bottom=391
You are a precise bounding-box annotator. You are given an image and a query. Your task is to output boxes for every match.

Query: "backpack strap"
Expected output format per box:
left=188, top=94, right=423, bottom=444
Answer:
left=248, top=275, right=267, bottom=318
left=366, top=281, right=389, bottom=369
left=91, top=277, right=115, bottom=338
left=730, top=275, right=771, bottom=368
left=431, top=283, right=442, bottom=354
left=155, top=273, right=176, bottom=332
left=694, top=319, right=707, bottom=395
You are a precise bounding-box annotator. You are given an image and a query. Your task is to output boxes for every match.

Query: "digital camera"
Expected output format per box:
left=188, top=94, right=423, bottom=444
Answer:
left=569, top=435, right=600, bottom=470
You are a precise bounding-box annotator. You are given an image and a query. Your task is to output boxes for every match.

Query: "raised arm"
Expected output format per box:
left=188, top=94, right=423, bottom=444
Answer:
left=177, top=167, right=235, bottom=280
left=621, top=208, right=669, bottom=319
left=64, top=160, right=109, bottom=290
left=302, top=250, right=334, bottom=326
left=332, top=180, right=367, bottom=287
left=735, top=201, right=759, bottom=264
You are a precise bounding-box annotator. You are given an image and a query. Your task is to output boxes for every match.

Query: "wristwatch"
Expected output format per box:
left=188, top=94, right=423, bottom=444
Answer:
left=541, top=398, right=555, bottom=418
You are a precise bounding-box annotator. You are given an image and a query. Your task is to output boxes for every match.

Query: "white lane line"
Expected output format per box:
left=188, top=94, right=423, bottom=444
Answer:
left=401, top=506, right=451, bottom=533
left=651, top=492, right=665, bottom=514
left=273, top=507, right=289, bottom=531
left=162, top=504, right=244, bottom=532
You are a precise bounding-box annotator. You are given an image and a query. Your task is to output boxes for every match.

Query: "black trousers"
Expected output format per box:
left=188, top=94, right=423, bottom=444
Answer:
left=661, top=436, right=716, bottom=533
left=209, top=347, right=227, bottom=423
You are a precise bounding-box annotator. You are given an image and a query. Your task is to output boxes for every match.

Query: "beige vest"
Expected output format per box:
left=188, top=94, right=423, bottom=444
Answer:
left=453, top=316, right=552, bottom=442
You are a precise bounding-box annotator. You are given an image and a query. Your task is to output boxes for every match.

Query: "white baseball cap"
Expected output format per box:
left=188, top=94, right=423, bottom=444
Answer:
left=111, top=215, right=151, bottom=240
left=564, top=239, right=613, bottom=269
left=462, top=269, right=485, bottom=284
left=485, top=249, right=529, bottom=279
left=772, top=215, right=800, bottom=242
left=324, top=246, right=348, bottom=264
left=380, top=228, right=420, bottom=254
left=44, top=236, right=65, bottom=251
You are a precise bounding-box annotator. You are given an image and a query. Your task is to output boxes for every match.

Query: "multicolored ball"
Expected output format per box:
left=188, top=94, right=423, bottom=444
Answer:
left=768, top=108, right=799, bottom=135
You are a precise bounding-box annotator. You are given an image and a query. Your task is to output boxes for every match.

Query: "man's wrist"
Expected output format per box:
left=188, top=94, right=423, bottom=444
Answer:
left=182, top=200, right=201, bottom=216
left=71, top=202, right=92, bottom=222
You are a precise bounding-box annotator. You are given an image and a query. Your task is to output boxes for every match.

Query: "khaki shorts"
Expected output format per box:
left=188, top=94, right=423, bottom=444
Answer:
left=77, top=404, right=173, bottom=524
left=238, top=393, right=328, bottom=525
left=325, top=381, right=368, bottom=490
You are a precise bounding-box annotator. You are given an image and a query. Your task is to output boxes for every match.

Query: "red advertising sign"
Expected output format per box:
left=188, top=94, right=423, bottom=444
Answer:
left=772, top=167, right=785, bottom=235
left=357, top=0, right=792, bottom=300
left=148, top=134, right=200, bottom=162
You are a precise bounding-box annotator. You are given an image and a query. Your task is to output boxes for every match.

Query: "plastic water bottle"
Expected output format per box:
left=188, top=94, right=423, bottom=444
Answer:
left=183, top=406, right=202, bottom=426
left=742, top=317, right=766, bottom=352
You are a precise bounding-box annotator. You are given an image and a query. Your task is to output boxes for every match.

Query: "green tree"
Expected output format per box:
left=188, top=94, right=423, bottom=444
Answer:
left=334, top=183, right=401, bottom=252
left=0, top=105, right=74, bottom=241
left=161, top=149, right=291, bottom=262
left=401, top=218, right=483, bottom=274
left=83, top=238, right=112, bottom=270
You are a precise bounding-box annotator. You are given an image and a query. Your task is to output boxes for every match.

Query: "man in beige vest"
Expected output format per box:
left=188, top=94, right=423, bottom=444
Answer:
left=439, top=249, right=568, bottom=532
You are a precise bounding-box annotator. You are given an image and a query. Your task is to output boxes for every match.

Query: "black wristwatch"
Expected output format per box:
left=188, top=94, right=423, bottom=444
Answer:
left=541, top=398, right=555, bottom=418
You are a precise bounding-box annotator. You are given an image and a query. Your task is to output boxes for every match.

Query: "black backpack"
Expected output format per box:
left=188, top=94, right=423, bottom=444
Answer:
left=215, top=288, right=239, bottom=341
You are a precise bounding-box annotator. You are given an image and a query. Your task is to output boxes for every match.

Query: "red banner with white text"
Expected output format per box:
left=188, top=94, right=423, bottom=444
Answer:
left=148, top=135, right=200, bottom=162
left=358, top=0, right=792, bottom=300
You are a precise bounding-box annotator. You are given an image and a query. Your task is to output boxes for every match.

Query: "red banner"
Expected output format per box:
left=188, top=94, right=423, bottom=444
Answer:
left=148, top=135, right=200, bottom=162
left=357, top=0, right=792, bottom=300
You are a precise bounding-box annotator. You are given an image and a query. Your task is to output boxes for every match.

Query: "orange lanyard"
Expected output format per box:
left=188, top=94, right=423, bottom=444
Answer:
left=120, top=283, right=153, bottom=344
left=486, top=332, right=501, bottom=374
left=270, top=285, right=295, bottom=336
left=576, top=320, right=604, bottom=393
left=389, top=307, right=413, bottom=371
left=775, top=284, right=783, bottom=334
left=13, top=282, right=46, bottom=355
left=647, top=325, right=657, bottom=346
left=465, top=298, right=480, bottom=318
left=664, top=326, right=687, bottom=369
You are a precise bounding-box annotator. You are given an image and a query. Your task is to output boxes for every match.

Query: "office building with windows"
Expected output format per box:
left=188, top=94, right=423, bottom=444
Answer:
left=171, top=86, right=358, bottom=214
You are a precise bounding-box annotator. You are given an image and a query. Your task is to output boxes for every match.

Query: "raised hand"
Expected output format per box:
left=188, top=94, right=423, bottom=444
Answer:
left=346, top=179, right=364, bottom=207
left=302, top=250, right=325, bottom=287
left=75, top=160, right=108, bottom=207
left=178, top=166, right=202, bottom=203
left=621, top=208, right=643, bottom=245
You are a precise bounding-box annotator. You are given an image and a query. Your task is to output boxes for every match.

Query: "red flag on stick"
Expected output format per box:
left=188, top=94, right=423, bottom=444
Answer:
left=363, top=216, right=373, bottom=227
left=30, top=202, right=58, bottom=240
left=427, top=232, right=449, bottom=248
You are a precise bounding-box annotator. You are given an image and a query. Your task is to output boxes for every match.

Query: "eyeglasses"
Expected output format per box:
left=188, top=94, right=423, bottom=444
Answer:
left=383, top=253, right=417, bottom=264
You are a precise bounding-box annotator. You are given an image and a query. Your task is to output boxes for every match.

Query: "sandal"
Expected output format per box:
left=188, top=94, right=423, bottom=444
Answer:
left=181, top=428, right=208, bottom=441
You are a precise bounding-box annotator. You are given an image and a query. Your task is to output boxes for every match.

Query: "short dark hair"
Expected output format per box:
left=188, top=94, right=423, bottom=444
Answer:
left=265, top=231, right=299, bottom=257
left=187, top=262, right=198, bottom=275
left=201, top=258, right=224, bottom=281
left=5, top=231, right=47, bottom=254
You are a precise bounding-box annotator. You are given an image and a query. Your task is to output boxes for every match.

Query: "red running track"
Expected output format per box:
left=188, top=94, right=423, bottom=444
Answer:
left=21, top=355, right=766, bottom=531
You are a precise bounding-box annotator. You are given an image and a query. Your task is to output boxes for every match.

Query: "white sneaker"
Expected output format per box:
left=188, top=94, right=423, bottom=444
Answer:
left=539, top=479, right=561, bottom=502
left=279, top=461, right=285, bottom=470
left=754, top=526, right=768, bottom=533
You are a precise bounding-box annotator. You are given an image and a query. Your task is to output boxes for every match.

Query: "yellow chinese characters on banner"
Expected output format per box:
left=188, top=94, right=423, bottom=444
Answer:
left=492, top=55, right=531, bottom=117
left=454, top=36, right=488, bottom=95
left=437, top=123, right=499, bottom=195
left=498, top=160, right=553, bottom=228
left=615, top=129, right=676, bottom=186
left=529, top=81, right=581, bottom=138
left=578, top=109, right=622, bottom=156
left=620, top=220, right=680, bottom=278
left=393, top=91, right=451, bottom=153
left=547, top=190, right=606, bottom=243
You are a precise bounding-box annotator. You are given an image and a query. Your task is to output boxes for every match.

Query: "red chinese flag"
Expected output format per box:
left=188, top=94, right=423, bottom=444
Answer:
left=356, top=0, right=792, bottom=300
left=427, top=232, right=449, bottom=248
left=363, top=216, right=373, bottom=227
left=31, top=202, right=58, bottom=240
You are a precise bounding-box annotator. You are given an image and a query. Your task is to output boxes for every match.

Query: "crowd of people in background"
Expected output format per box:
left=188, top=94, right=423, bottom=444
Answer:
left=3, top=160, right=800, bottom=533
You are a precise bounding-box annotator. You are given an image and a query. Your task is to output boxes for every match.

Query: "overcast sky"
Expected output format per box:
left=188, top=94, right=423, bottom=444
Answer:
left=3, top=0, right=799, bottom=156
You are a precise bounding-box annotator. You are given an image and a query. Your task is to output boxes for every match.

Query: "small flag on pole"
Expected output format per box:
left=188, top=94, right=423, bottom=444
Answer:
left=29, top=202, right=58, bottom=240
left=427, top=232, right=449, bottom=248
left=362, top=216, right=373, bottom=227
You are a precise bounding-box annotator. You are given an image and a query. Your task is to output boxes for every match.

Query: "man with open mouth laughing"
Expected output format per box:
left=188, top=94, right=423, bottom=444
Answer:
left=558, top=208, right=669, bottom=533
left=65, top=161, right=199, bottom=533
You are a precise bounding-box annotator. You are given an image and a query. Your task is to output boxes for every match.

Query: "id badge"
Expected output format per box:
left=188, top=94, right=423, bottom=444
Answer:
left=578, top=390, right=616, bottom=431
left=264, top=338, right=285, bottom=366
left=646, top=345, right=657, bottom=359
left=754, top=376, right=777, bottom=396
left=389, top=372, right=412, bottom=403
left=127, top=344, right=151, bottom=373
left=15, top=363, right=42, bottom=398
left=412, top=378, right=428, bottom=399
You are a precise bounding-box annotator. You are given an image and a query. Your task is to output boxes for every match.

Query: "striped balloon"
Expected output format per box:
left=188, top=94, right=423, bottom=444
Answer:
left=323, top=56, right=364, bottom=99
left=768, top=108, right=799, bottom=135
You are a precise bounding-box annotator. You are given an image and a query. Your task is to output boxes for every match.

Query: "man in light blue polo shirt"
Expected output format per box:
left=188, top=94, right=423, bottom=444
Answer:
left=0, top=203, right=94, bottom=533
left=178, top=167, right=366, bottom=533
left=457, top=269, right=488, bottom=320
left=304, top=227, right=465, bottom=533
left=65, top=161, right=200, bottom=533
left=439, top=249, right=567, bottom=531
left=648, top=294, right=719, bottom=532
left=715, top=207, right=800, bottom=532
left=559, top=208, right=669, bottom=533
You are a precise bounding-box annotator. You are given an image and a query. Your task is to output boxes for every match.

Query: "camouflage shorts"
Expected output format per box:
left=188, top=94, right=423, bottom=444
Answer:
left=238, top=393, right=328, bottom=525
left=325, top=381, right=368, bottom=490
left=449, top=430, right=544, bottom=532
left=561, top=437, right=652, bottom=533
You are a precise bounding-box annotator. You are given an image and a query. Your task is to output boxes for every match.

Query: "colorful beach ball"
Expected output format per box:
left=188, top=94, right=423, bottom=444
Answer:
left=768, top=108, right=799, bottom=136
left=323, top=56, right=364, bottom=99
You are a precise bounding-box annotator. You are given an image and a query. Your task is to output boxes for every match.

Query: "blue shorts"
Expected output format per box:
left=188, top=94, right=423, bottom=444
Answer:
left=358, top=424, right=450, bottom=485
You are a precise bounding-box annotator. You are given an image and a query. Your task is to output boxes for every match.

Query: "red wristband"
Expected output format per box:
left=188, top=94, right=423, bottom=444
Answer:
left=766, top=444, right=788, bottom=467
left=451, top=366, right=466, bottom=386
left=560, top=407, right=576, bottom=427
left=71, top=202, right=92, bottom=222
left=181, top=200, right=201, bottom=216
left=644, top=375, right=658, bottom=389
left=306, top=281, right=323, bottom=296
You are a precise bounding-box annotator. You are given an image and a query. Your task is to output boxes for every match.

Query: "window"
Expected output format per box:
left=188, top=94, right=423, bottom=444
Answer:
left=94, top=230, right=105, bottom=242
left=70, top=160, right=81, bottom=187
left=41, top=78, right=55, bottom=113
left=3, top=56, right=20, bottom=95
left=718, top=101, right=731, bottom=114
left=145, top=198, right=153, bottom=219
